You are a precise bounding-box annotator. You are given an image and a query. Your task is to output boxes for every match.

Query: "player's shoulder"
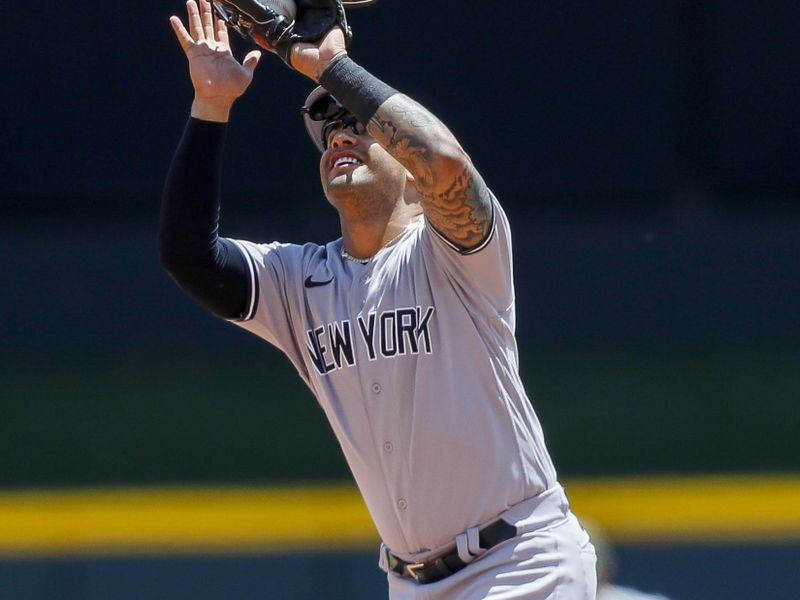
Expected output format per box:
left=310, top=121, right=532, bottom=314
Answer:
left=226, top=238, right=338, bottom=279
left=268, top=239, right=346, bottom=278
left=418, top=188, right=511, bottom=255
left=232, top=239, right=325, bottom=260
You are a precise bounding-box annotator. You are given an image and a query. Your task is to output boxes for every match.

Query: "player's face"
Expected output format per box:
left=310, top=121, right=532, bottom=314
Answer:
left=319, top=119, right=410, bottom=205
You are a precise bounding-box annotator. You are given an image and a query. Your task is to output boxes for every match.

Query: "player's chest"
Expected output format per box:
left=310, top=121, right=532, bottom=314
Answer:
left=299, top=261, right=437, bottom=376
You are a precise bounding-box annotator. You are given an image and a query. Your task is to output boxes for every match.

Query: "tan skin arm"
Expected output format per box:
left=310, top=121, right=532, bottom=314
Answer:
left=293, top=31, right=493, bottom=251
left=367, top=96, right=492, bottom=250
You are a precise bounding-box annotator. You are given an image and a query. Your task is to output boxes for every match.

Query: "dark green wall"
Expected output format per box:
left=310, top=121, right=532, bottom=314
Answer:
left=2, top=339, right=797, bottom=488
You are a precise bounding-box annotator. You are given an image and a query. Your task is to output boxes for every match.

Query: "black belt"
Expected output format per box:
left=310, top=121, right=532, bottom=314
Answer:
left=386, top=519, right=517, bottom=585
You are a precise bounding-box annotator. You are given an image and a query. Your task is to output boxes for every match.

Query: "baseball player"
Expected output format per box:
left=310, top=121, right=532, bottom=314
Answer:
left=161, top=1, right=597, bottom=598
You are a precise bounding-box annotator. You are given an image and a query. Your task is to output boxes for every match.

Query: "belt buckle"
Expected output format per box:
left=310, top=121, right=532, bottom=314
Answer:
left=404, top=562, right=427, bottom=582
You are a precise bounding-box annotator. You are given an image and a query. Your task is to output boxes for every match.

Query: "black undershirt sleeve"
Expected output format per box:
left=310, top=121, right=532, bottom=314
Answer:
left=159, top=117, right=254, bottom=320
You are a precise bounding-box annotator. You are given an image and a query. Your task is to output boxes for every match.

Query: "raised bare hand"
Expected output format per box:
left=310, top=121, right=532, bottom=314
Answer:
left=170, top=0, right=262, bottom=121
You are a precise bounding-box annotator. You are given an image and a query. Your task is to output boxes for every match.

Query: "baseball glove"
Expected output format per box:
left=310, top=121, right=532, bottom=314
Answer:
left=212, top=0, right=353, bottom=66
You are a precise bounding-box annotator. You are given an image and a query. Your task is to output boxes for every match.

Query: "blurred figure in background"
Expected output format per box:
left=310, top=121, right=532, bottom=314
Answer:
left=587, top=521, right=672, bottom=600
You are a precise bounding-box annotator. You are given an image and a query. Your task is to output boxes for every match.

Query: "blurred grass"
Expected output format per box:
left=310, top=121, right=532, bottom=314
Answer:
left=0, top=339, right=798, bottom=488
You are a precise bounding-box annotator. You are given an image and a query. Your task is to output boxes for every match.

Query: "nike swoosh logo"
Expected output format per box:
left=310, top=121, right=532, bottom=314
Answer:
left=304, top=275, right=334, bottom=288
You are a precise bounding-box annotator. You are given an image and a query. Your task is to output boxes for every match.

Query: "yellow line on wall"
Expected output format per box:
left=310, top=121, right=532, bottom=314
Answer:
left=0, top=475, right=798, bottom=557
left=564, top=474, right=800, bottom=544
left=0, top=484, right=377, bottom=558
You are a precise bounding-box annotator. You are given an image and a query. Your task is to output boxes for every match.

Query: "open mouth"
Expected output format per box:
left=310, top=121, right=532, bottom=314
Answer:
left=330, top=155, right=364, bottom=172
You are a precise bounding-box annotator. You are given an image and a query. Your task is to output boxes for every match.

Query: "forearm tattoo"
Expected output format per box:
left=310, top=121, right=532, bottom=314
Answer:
left=368, top=95, right=492, bottom=250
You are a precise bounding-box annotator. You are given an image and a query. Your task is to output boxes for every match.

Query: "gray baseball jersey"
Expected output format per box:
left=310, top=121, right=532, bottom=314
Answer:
left=229, top=195, right=558, bottom=556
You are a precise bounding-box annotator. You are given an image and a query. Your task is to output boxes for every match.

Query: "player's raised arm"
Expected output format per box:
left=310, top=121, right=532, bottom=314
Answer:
left=292, top=29, right=493, bottom=252
left=160, top=0, right=263, bottom=320
left=368, top=94, right=493, bottom=252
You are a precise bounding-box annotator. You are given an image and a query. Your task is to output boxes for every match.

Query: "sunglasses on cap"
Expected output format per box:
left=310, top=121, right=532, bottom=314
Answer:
left=302, top=93, right=349, bottom=122
left=301, top=93, right=367, bottom=150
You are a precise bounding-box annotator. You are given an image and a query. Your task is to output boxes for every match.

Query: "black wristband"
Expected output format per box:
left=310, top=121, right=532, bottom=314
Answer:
left=319, top=55, right=398, bottom=126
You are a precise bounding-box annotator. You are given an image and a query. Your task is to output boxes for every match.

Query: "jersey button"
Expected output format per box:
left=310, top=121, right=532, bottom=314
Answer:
left=371, top=383, right=382, bottom=394
left=383, top=442, right=393, bottom=453
left=397, top=499, right=408, bottom=510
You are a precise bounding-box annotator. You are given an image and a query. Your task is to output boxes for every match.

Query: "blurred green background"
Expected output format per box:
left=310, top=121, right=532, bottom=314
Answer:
left=2, top=340, right=798, bottom=487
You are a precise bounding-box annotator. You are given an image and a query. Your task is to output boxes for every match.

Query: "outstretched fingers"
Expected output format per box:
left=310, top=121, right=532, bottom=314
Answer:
left=171, top=1, right=227, bottom=54
left=169, top=15, right=194, bottom=53
left=200, top=0, right=216, bottom=41
left=187, top=0, right=205, bottom=42
left=215, top=13, right=230, bottom=48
